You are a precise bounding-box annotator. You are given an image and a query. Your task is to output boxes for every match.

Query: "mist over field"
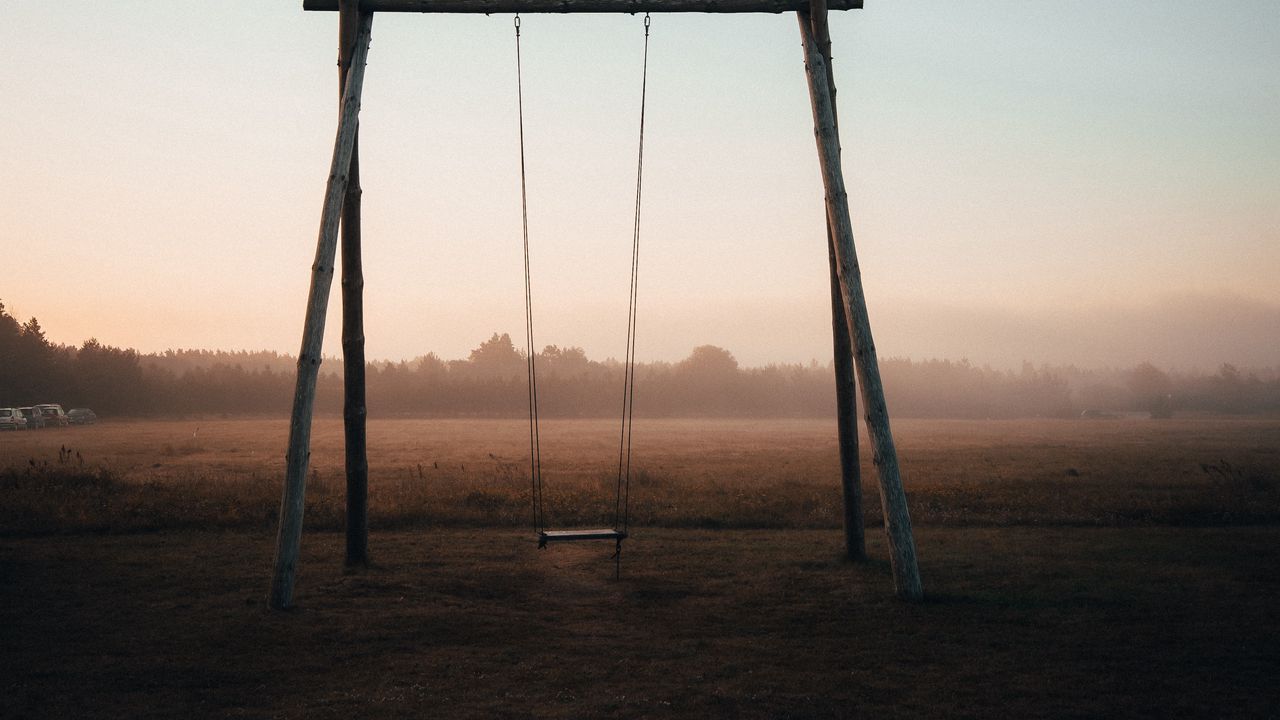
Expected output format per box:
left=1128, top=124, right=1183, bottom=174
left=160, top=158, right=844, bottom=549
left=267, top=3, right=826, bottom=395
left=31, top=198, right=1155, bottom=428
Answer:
left=568, top=291, right=1280, bottom=371
left=5, top=288, right=1277, bottom=371
left=868, top=292, right=1280, bottom=371
left=4, top=299, right=1277, bottom=419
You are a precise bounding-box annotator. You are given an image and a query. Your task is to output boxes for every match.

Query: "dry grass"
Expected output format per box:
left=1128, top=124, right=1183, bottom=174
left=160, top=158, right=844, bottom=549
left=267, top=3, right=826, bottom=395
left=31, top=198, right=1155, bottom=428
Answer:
left=2, top=417, right=1277, bottom=533
left=2, top=417, right=1278, bottom=718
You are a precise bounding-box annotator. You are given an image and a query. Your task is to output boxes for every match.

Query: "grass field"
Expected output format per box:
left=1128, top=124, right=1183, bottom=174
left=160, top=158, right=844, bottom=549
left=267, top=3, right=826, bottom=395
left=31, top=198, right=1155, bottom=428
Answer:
left=2, top=417, right=1278, bottom=718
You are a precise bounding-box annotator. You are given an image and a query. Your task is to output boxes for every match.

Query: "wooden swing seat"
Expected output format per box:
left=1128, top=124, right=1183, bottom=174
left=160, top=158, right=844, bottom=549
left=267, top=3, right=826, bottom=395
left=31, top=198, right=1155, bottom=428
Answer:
left=538, top=528, right=627, bottom=548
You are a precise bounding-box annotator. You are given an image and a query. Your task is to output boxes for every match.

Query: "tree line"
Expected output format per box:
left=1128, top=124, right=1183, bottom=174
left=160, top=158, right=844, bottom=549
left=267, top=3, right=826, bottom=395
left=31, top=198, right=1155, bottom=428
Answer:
left=3, top=301, right=1278, bottom=419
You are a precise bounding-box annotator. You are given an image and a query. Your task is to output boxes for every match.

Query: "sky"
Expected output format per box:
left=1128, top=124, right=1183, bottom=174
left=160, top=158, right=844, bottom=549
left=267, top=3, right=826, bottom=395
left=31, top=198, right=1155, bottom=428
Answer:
left=2, top=1, right=1278, bottom=371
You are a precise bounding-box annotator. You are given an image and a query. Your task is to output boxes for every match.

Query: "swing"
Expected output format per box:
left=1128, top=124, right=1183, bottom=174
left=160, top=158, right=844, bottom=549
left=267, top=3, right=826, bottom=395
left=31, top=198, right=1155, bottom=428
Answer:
left=514, top=14, right=652, bottom=563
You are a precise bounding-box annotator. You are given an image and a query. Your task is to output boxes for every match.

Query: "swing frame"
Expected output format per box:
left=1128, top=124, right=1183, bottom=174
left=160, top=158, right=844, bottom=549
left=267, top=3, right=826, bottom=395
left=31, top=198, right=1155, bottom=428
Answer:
left=269, top=0, right=922, bottom=610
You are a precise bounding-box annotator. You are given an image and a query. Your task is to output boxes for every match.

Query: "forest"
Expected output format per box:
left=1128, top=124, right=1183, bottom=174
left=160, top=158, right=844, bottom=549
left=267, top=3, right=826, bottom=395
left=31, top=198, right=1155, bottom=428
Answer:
left=2, top=300, right=1277, bottom=419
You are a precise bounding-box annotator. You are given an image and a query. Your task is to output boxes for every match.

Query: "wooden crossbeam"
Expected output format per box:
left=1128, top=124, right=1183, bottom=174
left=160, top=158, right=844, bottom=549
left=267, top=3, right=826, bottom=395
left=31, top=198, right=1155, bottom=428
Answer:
left=305, top=0, right=860, bottom=13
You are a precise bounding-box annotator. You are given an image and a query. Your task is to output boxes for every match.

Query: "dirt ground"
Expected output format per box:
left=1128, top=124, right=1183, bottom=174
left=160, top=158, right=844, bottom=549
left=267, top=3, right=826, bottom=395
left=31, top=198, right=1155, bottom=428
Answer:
left=2, top=526, right=1278, bottom=719
left=2, top=418, right=1279, bottom=718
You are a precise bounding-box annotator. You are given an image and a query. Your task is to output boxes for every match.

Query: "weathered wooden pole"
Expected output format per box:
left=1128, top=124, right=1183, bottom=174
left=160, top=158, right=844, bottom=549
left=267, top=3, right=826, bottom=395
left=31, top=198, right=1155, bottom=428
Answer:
left=304, top=0, right=861, bottom=13
left=798, top=6, right=922, bottom=600
left=828, top=230, right=864, bottom=559
left=338, top=1, right=371, bottom=568
left=808, top=0, right=864, bottom=561
left=269, top=11, right=374, bottom=610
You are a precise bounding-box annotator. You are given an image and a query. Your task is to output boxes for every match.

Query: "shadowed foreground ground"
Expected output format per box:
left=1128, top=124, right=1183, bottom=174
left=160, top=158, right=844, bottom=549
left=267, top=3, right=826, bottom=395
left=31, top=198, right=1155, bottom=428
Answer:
left=2, top=526, right=1277, bottom=719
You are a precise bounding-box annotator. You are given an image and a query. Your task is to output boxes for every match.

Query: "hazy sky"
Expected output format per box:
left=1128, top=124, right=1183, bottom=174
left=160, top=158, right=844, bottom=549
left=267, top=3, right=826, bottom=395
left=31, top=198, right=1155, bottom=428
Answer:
left=3, top=1, right=1277, bottom=370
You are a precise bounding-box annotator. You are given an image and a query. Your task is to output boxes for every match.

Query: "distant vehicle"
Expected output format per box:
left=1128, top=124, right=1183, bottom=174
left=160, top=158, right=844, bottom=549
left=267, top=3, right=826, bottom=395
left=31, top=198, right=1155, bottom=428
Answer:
left=67, top=408, right=98, bottom=426
left=18, top=407, right=45, bottom=429
left=37, top=404, right=69, bottom=428
left=1080, top=409, right=1118, bottom=419
left=0, top=408, right=27, bottom=430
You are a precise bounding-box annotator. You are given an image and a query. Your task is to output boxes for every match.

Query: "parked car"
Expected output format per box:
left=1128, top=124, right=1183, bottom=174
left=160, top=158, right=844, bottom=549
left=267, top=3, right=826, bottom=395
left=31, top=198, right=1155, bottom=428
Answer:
left=67, top=408, right=98, bottom=425
left=36, top=404, right=69, bottom=427
left=0, top=408, right=27, bottom=430
left=18, top=407, right=45, bottom=429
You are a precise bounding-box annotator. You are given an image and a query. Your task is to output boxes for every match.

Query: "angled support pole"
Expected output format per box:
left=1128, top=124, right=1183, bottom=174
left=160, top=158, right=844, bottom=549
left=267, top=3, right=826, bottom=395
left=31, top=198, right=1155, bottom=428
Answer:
left=798, top=5, right=923, bottom=600
left=807, top=0, right=864, bottom=561
left=338, top=0, right=371, bottom=568
left=269, top=11, right=374, bottom=610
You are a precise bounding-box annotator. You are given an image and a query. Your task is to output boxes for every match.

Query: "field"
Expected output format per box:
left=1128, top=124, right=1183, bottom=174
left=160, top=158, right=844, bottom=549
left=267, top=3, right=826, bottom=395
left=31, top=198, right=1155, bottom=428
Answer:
left=2, top=417, right=1279, bottom=718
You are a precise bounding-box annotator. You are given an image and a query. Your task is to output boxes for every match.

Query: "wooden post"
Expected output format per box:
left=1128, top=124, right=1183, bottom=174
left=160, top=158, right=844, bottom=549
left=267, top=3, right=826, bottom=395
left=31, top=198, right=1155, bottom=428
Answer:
left=798, top=7, right=923, bottom=600
left=808, top=0, right=864, bottom=561
left=338, top=1, right=370, bottom=568
left=828, top=232, right=864, bottom=560
left=269, top=11, right=374, bottom=610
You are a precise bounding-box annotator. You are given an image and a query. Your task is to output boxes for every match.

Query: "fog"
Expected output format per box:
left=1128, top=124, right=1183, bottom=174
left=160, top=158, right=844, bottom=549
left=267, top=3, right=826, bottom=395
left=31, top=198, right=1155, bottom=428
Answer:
left=423, top=291, right=1279, bottom=372
left=866, top=292, right=1280, bottom=371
